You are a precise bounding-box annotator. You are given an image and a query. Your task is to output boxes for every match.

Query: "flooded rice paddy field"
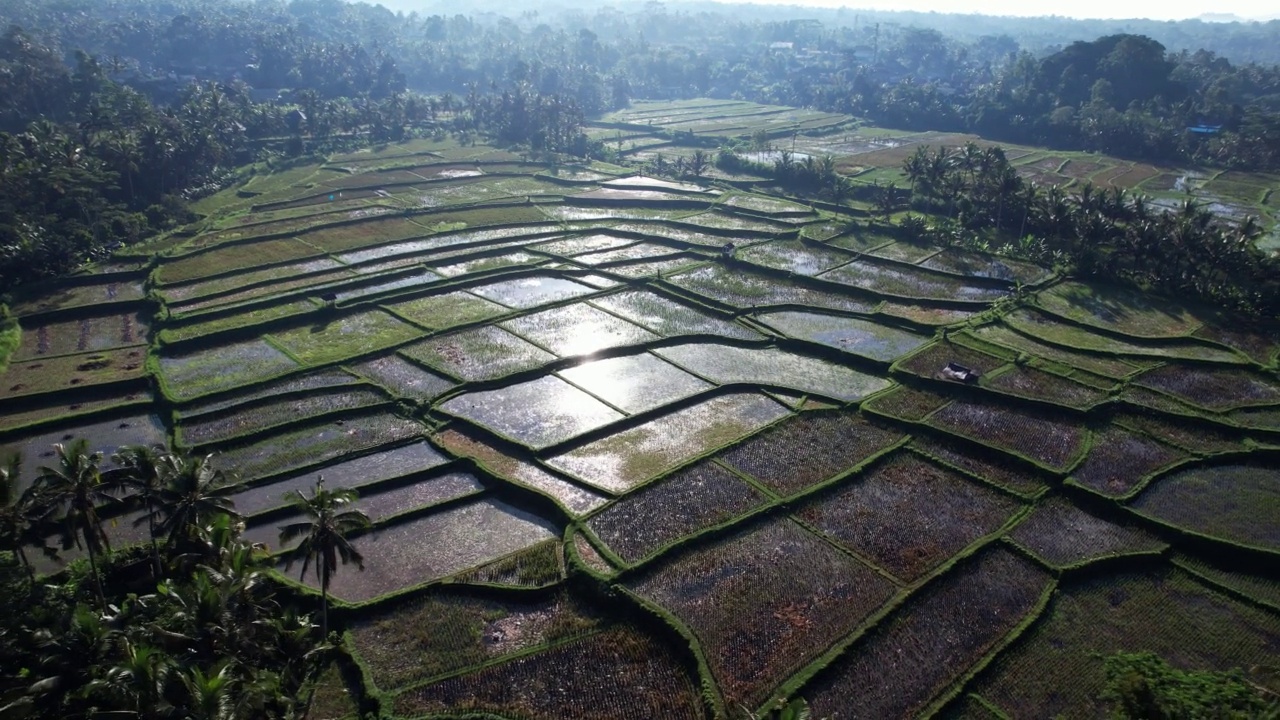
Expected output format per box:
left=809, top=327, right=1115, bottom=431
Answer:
left=3, top=137, right=1279, bottom=719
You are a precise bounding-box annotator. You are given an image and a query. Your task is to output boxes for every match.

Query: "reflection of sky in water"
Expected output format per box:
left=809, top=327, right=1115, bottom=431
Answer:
left=547, top=393, right=789, bottom=493
left=469, top=275, right=596, bottom=309
left=442, top=376, right=623, bottom=449
left=559, top=352, right=712, bottom=414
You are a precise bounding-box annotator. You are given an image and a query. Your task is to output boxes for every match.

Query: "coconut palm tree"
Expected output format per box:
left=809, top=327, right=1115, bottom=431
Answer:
left=35, top=440, right=115, bottom=610
left=0, top=454, right=57, bottom=582
left=152, top=453, right=240, bottom=549
left=113, top=444, right=174, bottom=577
left=278, top=478, right=371, bottom=637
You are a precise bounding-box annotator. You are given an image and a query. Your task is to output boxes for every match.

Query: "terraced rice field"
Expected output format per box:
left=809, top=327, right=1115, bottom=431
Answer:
left=595, top=99, right=1280, bottom=248
left=3, top=135, right=1278, bottom=719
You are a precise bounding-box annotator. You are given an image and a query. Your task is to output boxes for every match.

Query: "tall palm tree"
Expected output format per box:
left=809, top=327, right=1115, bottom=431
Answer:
left=0, top=454, right=57, bottom=582
left=278, top=478, right=371, bottom=637
left=152, top=453, right=240, bottom=549
left=113, top=444, right=174, bottom=578
left=35, top=440, right=115, bottom=609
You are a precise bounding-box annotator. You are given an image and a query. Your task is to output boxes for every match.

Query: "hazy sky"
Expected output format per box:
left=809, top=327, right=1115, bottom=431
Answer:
left=691, top=0, right=1277, bottom=21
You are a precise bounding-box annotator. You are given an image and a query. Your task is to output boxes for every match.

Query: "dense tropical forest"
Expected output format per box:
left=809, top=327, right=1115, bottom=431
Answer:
left=1, top=0, right=1279, bottom=306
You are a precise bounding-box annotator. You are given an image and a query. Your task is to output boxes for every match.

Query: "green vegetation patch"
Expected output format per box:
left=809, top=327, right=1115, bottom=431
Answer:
left=1133, top=364, right=1280, bottom=411
left=1037, top=281, right=1207, bottom=338
left=158, top=238, right=323, bottom=286
left=969, top=324, right=1147, bottom=379
left=867, top=240, right=942, bottom=264
left=590, top=289, right=762, bottom=340
left=725, top=194, right=813, bottom=216
left=827, top=228, right=896, bottom=253
left=1130, top=464, right=1280, bottom=552
left=757, top=311, right=931, bottom=363
left=1070, top=425, right=1188, bottom=498
left=215, top=411, right=422, bottom=481
left=655, top=342, right=894, bottom=402
left=401, top=326, right=556, bottom=382
left=721, top=412, right=905, bottom=497
left=821, top=260, right=1009, bottom=303
left=350, top=589, right=602, bottom=691
left=309, top=498, right=558, bottom=603
left=230, top=441, right=450, bottom=516
left=546, top=392, right=790, bottom=494
left=440, top=375, right=625, bottom=449
left=160, top=300, right=317, bottom=344
left=586, top=460, right=768, bottom=564
left=268, top=311, right=423, bottom=366
left=4, top=346, right=147, bottom=399
left=500, top=302, right=658, bottom=357
left=928, top=399, right=1089, bottom=471
left=1004, top=309, right=1242, bottom=364
left=797, top=452, right=1023, bottom=582
left=667, top=265, right=876, bottom=313
left=434, top=428, right=608, bottom=516
left=738, top=239, right=854, bottom=276
left=630, top=516, right=897, bottom=709
left=973, top=568, right=1280, bottom=718
left=14, top=311, right=149, bottom=361
left=384, top=290, right=510, bottom=330
left=1008, top=496, right=1167, bottom=568
left=557, top=352, right=713, bottom=415
left=806, top=547, right=1053, bottom=720
left=391, top=626, right=705, bottom=720
left=295, top=216, right=432, bottom=254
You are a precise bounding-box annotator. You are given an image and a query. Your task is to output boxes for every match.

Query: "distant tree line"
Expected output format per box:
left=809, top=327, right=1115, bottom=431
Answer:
left=895, top=143, right=1279, bottom=318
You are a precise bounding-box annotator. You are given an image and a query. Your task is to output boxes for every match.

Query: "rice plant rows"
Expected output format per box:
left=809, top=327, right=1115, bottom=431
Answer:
left=805, top=546, right=1053, bottom=720
left=630, top=516, right=897, bottom=709
left=720, top=412, right=904, bottom=497
left=586, top=460, right=769, bottom=564
left=1008, top=496, right=1167, bottom=568
left=796, top=452, right=1023, bottom=582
